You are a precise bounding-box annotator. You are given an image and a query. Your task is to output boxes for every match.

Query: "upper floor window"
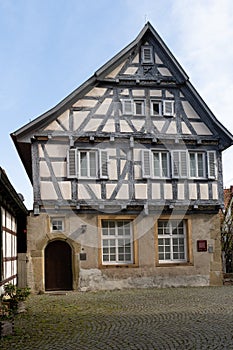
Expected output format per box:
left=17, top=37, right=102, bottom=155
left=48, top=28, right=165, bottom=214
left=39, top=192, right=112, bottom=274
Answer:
left=122, top=99, right=145, bottom=116
left=141, top=46, right=154, bottom=64
left=151, top=100, right=162, bottom=116
left=142, top=150, right=217, bottom=180
left=141, top=150, right=170, bottom=178
left=67, top=149, right=108, bottom=179
left=189, top=152, right=205, bottom=178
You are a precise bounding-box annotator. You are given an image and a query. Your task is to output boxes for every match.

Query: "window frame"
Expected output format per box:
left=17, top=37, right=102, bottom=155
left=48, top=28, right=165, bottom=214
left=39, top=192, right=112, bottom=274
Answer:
left=189, top=152, right=206, bottom=179
left=155, top=218, right=193, bottom=265
left=51, top=217, right=65, bottom=232
left=67, top=148, right=108, bottom=179
left=98, top=215, right=138, bottom=267
left=141, top=45, right=154, bottom=64
left=134, top=99, right=145, bottom=116
left=152, top=151, right=170, bottom=178
left=163, top=100, right=175, bottom=117
left=171, top=150, right=188, bottom=178
left=151, top=100, right=162, bottom=116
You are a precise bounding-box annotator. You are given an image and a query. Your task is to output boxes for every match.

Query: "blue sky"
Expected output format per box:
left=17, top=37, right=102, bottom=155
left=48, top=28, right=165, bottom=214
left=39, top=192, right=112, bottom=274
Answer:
left=0, top=0, right=233, bottom=209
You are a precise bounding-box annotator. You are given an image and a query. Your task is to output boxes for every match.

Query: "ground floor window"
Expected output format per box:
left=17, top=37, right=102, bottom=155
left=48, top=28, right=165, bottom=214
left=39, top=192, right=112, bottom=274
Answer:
left=158, top=220, right=187, bottom=263
left=100, top=218, right=134, bottom=265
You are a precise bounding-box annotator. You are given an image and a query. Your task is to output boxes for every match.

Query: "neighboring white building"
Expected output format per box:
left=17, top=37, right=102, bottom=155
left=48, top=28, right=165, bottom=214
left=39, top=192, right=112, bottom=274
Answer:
left=0, top=167, right=28, bottom=293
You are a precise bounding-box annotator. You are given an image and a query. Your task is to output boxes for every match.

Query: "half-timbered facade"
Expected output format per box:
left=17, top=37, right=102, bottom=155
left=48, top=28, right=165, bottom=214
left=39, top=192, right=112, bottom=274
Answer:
left=11, top=23, right=233, bottom=292
left=0, top=168, right=28, bottom=294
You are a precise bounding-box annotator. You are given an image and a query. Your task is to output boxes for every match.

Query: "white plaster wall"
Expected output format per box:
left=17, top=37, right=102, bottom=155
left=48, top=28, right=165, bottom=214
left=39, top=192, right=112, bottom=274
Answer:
left=106, top=61, right=126, bottom=78
left=95, top=98, right=112, bottom=114
left=40, top=182, right=57, bottom=200
left=124, top=67, right=138, bottom=75
left=73, top=99, right=97, bottom=108
left=182, top=101, right=200, bottom=119
left=191, top=122, right=212, bottom=135
left=58, top=182, right=72, bottom=200
left=164, top=184, right=173, bottom=200
left=86, top=87, right=107, bottom=97
left=73, top=111, right=89, bottom=130
left=135, top=184, right=147, bottom=199
left=200, top=183, right=209, bottom=200
left=189, top=183, right=197, bottom=199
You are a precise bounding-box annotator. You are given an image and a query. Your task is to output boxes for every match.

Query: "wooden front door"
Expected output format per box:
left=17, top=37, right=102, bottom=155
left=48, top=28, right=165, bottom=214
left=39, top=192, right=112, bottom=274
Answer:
left=45, top=240, right=72, bottom=291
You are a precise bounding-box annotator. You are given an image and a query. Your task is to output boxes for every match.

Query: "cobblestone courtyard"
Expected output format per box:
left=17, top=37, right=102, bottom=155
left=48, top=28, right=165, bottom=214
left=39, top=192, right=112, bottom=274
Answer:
left=1, top=286, right=233, bottom=349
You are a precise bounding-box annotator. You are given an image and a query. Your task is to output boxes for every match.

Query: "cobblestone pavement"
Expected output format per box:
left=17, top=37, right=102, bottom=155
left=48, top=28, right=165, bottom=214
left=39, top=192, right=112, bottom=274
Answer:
left=1, top=286, right=233, bottom=349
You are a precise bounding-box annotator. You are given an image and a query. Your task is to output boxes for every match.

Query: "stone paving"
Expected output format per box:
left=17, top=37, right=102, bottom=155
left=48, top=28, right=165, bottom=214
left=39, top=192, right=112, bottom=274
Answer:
left=1, top=286, right=233, bottom=349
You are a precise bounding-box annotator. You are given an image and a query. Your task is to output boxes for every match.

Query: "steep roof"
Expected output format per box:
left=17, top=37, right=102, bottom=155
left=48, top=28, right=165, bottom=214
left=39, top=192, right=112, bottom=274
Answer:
left=11, top=22, right=233, bottom=182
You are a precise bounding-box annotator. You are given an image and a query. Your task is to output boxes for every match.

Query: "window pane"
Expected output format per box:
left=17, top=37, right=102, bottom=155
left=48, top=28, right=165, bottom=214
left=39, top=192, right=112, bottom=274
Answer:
left=89, top=152, right=96, bottom=177
left=161, top=153, right=168, bottom=177
left=189, top=153, right=196, bottom=177
left=152, top=102, right=160, bottom=115
left=80, top=152, right=87, bottom=177
left=135, top=101, right=144, bottom=115
left=153, top=153, right=160, bottom=177
left=197, top=153, right=204, bottom=177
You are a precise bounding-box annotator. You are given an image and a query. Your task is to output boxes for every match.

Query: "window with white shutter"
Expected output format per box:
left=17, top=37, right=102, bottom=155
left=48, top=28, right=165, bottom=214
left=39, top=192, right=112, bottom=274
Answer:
left=172, top=151, right=188, bottom=178
left=67, top=149, right=108, bottom=179
left=207, top=151, right=217, bottom=179
left=141, top=149, right=152, bottom=178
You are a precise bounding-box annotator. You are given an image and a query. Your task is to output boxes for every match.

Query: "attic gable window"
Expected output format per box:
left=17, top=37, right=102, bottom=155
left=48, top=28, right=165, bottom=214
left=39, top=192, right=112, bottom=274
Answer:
left=122, top=99, right=145, bottom=116
left=67, top=149, right=108, bottom=179
left=141, top=46, right=154, bottom=64
left=151, top=101, right=162, bottom=116
left=163, top=101, right=174, bottom=116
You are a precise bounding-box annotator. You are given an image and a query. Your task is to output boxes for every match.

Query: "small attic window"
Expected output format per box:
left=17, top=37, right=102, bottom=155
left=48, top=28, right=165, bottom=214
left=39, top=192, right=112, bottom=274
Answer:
left=141, top=46, right=153, bottom=64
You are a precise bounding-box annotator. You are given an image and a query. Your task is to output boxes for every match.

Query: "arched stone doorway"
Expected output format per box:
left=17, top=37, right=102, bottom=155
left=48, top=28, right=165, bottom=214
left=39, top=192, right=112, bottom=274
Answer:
left=45, top=240, right=73, bottom=291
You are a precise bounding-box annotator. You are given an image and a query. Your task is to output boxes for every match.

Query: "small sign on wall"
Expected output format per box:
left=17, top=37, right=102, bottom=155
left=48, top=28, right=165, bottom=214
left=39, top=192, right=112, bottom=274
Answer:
left=80, top=253, right=87, bottom=261
left=197, top=240, right=207, bottom=252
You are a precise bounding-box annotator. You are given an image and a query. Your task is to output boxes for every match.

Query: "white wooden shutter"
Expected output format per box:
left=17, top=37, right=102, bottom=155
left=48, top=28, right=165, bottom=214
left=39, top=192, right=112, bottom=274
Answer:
left=99, top=150, right=108, bottom=179
left=122, top=99, right=133, bottom=115
left=172, top=151, right=179, bottom=177
left=172, top=151, right=187, bottom=178
left=141, top=150, right=151, bottom=178
left=67, top=148, right=77, bottom=178
left=163, top=101, right=174, bottom=116
left=142, top=46, right=153, bottom=64
left=180, top=151, right=188, bottom=177
left=207, top=151, right=217, bottom=179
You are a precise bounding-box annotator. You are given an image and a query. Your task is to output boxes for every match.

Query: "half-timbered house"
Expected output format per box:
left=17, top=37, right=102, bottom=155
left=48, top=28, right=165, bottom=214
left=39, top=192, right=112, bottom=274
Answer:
left=0, top=168, right=28, bottom=293
left=11, top=22, right=233, bottom=292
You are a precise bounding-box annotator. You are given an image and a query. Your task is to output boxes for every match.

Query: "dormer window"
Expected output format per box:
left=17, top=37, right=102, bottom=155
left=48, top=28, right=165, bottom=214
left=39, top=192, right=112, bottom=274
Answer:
left=141, top=46, right=153, bottom=64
